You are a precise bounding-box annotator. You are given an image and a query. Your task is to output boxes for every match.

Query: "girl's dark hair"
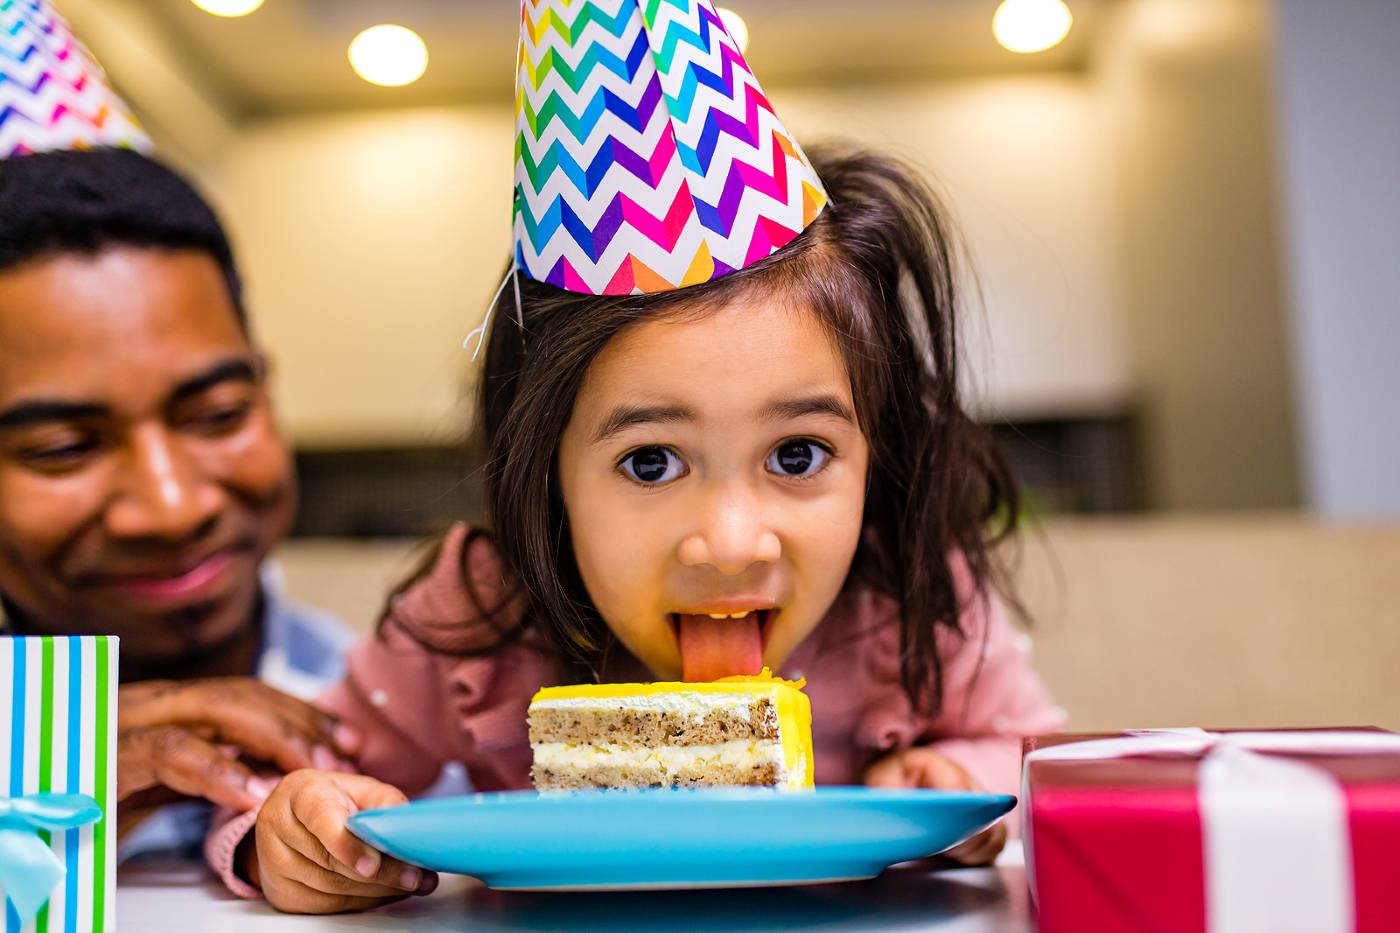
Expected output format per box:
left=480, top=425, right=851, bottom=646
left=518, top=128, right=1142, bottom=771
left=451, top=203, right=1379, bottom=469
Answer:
left=0, top=147, right=246, bottom=331
left=404, top=147, right=1019, bottom=716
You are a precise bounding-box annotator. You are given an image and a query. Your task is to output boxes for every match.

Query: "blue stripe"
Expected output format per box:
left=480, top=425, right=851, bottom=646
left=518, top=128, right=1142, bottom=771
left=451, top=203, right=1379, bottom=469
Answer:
left=64, top=637, right=81, bottom=933
left=8, top=638, right=22, bottom=795
left=7, top=639, right=26, bottom=933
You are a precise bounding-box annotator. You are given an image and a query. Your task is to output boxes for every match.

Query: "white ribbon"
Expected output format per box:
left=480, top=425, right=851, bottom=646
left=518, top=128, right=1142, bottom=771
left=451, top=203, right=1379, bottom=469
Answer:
left=1022, top=728, right=1400, bottom=933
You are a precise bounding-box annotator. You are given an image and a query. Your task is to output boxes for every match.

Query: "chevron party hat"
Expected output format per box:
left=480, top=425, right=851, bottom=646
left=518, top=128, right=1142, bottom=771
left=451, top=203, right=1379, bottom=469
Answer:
left=514, top=0, right=828, bottom=295
left=1, top=0, right=150, bottom=158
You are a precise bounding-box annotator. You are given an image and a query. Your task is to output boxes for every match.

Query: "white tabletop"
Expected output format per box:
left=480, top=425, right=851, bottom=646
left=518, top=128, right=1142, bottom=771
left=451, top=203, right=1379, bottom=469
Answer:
left=116, top=847, right=1032, bottom=932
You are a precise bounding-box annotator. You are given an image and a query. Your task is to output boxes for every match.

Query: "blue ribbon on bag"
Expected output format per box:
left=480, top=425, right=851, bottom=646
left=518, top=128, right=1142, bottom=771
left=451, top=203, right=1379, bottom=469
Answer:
left=0, top=793, right=102, bottom=923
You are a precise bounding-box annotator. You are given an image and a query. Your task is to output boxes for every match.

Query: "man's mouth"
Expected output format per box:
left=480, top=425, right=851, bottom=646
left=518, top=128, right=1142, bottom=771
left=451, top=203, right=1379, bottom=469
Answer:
left=95, top=549, right=240, bottom=604
left=670, top=607, right=778, bottom=682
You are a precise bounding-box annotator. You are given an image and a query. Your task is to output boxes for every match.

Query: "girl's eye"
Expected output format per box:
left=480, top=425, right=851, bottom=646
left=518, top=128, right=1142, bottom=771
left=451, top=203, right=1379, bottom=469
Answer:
left=766, top=439, right=831, bottom=479
left=619, top=446, right=687, bottom=485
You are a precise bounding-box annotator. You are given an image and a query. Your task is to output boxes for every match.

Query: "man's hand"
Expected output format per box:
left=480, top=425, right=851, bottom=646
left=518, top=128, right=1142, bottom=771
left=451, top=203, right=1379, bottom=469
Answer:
left=117, top=678, right=360, bottom=812
left=864, top=747, right=1008, bottom=866
left=254, top=770, right=436, bottom=914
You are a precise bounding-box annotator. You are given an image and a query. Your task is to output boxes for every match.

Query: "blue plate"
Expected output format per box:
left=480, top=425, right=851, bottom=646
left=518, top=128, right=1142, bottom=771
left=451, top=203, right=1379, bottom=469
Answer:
left=347, top=787, right=1015, bottom=890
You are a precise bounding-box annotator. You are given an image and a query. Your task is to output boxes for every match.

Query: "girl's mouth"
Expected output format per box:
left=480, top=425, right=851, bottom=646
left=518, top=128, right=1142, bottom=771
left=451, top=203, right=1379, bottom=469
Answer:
left=668, top=608, right=777, bottom=682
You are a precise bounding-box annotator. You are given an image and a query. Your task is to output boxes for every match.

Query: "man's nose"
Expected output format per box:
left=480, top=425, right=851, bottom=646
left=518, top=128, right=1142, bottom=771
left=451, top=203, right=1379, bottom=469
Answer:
left=105, top=426, right=224, bottom=542
left=677, top=482, right=782, bottom=575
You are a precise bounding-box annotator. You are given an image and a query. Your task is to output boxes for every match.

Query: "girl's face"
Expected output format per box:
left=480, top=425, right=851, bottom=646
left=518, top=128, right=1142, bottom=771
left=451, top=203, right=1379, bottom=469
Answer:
left=557, top=299, right=870, bottom=681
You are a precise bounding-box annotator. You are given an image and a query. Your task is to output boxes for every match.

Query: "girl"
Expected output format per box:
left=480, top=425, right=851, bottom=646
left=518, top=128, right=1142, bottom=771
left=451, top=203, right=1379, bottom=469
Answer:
left=209, top=148, right=1063, bottom=913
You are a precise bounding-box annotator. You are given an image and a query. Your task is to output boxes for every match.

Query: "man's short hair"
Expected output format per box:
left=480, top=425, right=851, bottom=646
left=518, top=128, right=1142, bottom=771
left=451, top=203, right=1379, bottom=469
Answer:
left=0, top=147, right=246, bottom=330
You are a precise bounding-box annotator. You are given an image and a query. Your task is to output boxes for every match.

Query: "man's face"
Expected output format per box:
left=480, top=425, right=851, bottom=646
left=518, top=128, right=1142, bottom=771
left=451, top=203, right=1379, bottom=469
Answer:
left=0, top=247, right=294, bottom=662
left=557, top=299, right=870, bottom=681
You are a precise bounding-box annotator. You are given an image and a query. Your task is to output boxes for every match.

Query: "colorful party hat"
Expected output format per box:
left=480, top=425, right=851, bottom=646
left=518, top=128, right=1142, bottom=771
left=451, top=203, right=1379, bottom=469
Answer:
left=1, top=0, right=151, bottom=158
left=514, top=0, right=827, bottom=295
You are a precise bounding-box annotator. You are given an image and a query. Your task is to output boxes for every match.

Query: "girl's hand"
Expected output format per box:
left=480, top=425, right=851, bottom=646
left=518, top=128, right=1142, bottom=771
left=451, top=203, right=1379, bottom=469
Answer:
left=863, top=747, right=1007, bottom=866
left=253, top=769, right=438, bottom=914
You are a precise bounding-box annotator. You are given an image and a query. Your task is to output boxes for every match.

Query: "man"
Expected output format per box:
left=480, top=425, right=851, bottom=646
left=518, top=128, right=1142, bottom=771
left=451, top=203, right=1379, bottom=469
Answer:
left=0, top=146, right=358, bottom=859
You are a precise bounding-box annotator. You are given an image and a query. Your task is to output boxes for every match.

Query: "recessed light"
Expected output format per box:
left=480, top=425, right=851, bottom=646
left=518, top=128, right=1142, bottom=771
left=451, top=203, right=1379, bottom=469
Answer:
left=349, top=24, right=429, bottom=88
left=993, top=0, right=1074, bottom=54
left=189, top=0, right=264, bottom=17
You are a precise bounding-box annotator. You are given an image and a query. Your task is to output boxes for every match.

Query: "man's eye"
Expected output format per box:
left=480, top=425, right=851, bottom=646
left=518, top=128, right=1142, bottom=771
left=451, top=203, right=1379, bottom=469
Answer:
left=187, top=403, right=252, bottom=434
left=18, top=438, right=101, bottom=470
left=619, top=446, right=687, bottom=485
left=766, top=439, right=832, bottom=478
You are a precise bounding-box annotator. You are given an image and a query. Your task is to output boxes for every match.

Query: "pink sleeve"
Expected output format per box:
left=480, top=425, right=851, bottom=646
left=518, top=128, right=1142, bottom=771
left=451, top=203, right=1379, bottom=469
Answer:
left=205, top=807, right=261, bottom=898
left=923, top=561, right=1065, bottom=809
left=204, top=523, right=526, bottom=897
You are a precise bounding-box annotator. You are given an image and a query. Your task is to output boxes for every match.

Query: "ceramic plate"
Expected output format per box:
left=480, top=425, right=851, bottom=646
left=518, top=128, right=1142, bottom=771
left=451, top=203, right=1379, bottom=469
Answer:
left=347, top=787, right=1015, bottom=891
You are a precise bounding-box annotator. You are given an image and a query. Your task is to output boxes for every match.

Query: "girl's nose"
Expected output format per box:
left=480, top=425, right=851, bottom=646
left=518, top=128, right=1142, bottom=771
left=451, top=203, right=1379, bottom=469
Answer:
left=677, top=487, right=782, bottom=575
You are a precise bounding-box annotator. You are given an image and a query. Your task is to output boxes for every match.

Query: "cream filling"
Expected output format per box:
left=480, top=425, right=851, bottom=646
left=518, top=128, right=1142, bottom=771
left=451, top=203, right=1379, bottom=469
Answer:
left=529, top=694, right=756, bottom=719
left=533, top=739, right=804, bottom=788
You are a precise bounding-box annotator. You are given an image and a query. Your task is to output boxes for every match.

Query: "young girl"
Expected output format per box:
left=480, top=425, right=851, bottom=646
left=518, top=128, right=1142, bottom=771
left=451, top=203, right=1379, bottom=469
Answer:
left=211, top=1, right=1061, bottom=910
left=207, top=147, right=1063, bottom=913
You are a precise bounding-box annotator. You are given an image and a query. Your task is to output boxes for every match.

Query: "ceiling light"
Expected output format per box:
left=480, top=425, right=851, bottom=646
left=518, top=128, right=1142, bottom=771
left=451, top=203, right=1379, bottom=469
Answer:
left=349, top=24, right=429, bottom=88
left=190, top=0, right=264, bottom=16
left=716, top=7, right=750, bottom=55
left=993, top=0, right=1074, bottom=54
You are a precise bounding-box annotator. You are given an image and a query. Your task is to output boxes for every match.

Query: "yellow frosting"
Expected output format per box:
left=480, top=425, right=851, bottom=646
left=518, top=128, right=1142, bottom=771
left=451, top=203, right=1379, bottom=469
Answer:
left=530, top=668, right=814, bottom=787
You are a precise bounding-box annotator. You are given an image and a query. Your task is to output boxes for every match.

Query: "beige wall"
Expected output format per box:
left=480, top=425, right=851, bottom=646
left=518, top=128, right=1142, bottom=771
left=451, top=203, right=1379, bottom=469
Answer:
left=67, top=0, right=1304, bottom=513
left=206, top=78, right=1133, bottom=445
left=58, top=0, right=239, bottom=170
left=1096, top=0, right=1300, bottom=509
left=780, top=79, right=1133, bottom=421
left=209, top=108, right=513, bottom=447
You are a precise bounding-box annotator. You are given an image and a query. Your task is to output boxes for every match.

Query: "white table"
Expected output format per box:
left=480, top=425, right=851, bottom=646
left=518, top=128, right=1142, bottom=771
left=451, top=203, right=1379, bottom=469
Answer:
left=117, top=847, right=1033, bottom=931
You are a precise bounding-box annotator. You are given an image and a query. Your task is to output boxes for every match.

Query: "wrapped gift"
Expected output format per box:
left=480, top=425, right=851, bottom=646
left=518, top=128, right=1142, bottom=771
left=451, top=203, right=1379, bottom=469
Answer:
left=1022, top=729, right=1400, bottom=933
left=1, top=637, right=117, bottom=933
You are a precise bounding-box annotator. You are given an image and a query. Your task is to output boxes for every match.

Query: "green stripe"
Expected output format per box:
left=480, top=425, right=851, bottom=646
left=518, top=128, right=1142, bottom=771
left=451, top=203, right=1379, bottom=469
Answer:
left=39, top=639, right=55, bottom=786
left=92, top=637, right=110, bottom=933
left=37, top=638, right=55, bottom=933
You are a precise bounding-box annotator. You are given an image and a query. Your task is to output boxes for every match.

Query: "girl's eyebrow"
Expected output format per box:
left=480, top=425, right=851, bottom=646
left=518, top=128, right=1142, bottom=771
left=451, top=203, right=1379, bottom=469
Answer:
left=592, top=404, right=694, bottom=444
left=592, top=393, right=855, bottom=445
left=762, top=394, right=857, bottom=425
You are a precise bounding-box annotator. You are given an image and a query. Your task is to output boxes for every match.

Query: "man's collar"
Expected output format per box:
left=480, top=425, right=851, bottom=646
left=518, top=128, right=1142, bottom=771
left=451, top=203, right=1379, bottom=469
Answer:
left=0, top=594, right=21, bottom=635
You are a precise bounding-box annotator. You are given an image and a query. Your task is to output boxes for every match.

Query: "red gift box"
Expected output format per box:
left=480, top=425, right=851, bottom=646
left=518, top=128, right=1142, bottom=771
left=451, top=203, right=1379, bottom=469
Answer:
left=1022, top=729, right=1400, bottom=933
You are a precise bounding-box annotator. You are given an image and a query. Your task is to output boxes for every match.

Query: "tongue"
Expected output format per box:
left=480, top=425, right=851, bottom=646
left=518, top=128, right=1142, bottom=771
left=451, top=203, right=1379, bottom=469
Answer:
left=678, top=614, right=762, bottom=682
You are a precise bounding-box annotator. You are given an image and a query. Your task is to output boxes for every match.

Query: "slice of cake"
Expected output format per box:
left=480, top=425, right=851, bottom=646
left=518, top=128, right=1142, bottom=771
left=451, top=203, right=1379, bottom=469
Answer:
left=528, top=669, right=814, bottom=790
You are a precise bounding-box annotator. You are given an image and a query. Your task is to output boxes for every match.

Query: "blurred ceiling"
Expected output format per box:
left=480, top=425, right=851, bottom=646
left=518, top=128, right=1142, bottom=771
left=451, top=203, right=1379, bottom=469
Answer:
left=144, top=0, right=1110, bottom=117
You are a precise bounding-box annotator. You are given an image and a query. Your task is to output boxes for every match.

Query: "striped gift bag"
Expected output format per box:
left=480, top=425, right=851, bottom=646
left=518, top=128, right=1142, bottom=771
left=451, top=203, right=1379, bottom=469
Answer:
left=1, top=637, right=117, bottom=933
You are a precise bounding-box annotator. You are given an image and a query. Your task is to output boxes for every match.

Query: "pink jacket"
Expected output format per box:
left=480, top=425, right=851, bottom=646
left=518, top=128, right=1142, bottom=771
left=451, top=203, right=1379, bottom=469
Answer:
left=207, top=524, right=1063, bottom=895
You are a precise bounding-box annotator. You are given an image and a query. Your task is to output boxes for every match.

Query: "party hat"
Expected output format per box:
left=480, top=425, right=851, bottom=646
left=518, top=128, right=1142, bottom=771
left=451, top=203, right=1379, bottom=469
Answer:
left=1, top=0, right=151, bottom=158
left=513, top=0, right=827, bottom=296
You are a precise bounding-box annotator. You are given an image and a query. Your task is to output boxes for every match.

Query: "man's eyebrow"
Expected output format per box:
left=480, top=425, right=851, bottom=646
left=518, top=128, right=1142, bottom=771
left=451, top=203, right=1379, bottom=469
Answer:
left=761, top=394, right=858, bottom=425
left=0, top=400, right=109, bottom=431
left=0, top=359, right=259, bottom=432
left=592, top=404, right=695, bottom=444
left=169, top=358, right=259, bottom=405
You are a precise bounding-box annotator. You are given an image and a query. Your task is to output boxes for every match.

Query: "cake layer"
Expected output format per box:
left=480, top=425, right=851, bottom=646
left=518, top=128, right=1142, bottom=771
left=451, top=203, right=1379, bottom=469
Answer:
left=532, top=739, right=791, bottom=790
left=528, top=696, right=778, bottom=746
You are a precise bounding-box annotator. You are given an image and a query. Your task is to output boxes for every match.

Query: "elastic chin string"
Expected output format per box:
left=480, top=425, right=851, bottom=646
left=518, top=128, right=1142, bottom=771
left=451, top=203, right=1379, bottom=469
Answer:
left=463, top=260, right=524, bottom=361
